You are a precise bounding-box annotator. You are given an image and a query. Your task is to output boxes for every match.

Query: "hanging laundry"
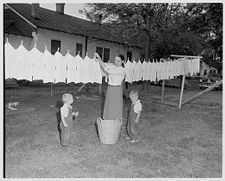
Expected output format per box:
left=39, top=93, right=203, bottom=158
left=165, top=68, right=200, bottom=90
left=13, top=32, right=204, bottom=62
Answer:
left=74, top=54, right=83, bottom=84
left=14, top=41, right=29, bottom=80
left=81, top=55, right=94, bottom=83
left=133, top=60, right=139, bottom=82
left=147, top=61, right=152, bottom=81
left=42, top=47, right=55, bottom=83
left=137, top=59, right=143, bottom=81
left=54, top=50, right=67, bottom=83
left=65, top=51, right=77, bottom=84
left=92, top=57, right=103, bottom=84
left=124, top=60, right=132, bottom=83
left=141, top=60, right=147, bottom=81
left=4, top=40, right=16, bottom=79
left=27, top=44, right=43, bottom=81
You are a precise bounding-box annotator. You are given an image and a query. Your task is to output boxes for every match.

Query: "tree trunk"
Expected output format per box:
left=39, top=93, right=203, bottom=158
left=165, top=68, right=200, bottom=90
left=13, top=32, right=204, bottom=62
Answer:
left=142, top=16, right=151, bottom=90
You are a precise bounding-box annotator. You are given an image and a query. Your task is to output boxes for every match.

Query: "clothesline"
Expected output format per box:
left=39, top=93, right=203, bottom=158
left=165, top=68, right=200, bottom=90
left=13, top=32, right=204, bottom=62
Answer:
left=5, top=40, right=200, bottom=84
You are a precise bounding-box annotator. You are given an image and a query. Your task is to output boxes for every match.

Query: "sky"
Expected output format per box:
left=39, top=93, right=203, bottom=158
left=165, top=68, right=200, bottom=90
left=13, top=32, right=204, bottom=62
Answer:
left=40, top=3, right=89, bottom=20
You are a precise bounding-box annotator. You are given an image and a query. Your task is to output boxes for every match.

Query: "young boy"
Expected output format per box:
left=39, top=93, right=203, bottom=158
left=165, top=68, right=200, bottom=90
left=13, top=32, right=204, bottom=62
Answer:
left=60, top=93, right=79, bottom=146
left=126, top=90, right=142, bottom=143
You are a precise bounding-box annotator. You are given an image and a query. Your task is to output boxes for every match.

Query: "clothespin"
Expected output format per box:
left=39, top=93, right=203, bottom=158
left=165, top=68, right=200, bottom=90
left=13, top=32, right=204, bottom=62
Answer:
left=77, top=51, right=80, bottom=56
left=34, top=43, right=37, bottom=48
left=57, top=47, right=60, bottom=52
left=86, top=52, right=88, bottom=57
left=67, top=49, right=70, bottom=54
left=45, top=45, right=47, bottom=51
left=20, top=40, right=23, bottom=45
left=6, top=37, right=9, bottom=43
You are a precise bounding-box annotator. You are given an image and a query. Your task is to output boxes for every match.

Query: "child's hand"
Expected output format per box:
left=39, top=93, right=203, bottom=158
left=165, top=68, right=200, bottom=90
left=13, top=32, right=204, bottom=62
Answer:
left=73, top=111, right=79, bottom=117
left=135, top=119, right=139, bottom=123
left=63, top=123, right=68, bottom=127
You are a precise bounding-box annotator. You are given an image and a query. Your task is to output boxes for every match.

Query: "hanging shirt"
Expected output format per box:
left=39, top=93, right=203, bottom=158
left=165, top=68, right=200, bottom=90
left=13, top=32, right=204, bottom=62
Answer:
left=65, top=51, right=77, bottom=84
left=142, top=60, right=148, bottom=81
left=75, top=54, right=83, bottom=84
left=137, top=60, right=143, bottom=81
left=54, top=51, right=67, bottom=83
left=147, top=61, right=152, bottom=81
left=92, top=58, right=102, bottom=84
left=42, top=48, right=55, bottom=83
left=80, top=55, right=92, bottom=83
left=105, top=64, right=125, bottom=86
left=133, top=60, right=139, bottom=82
left=27, top=45, right=43, bottom=81
left=124, top=60, right=132, bottom=83
left=5, top=41, right=16, bottom=79
left=14, top=42, right=29, bottom=80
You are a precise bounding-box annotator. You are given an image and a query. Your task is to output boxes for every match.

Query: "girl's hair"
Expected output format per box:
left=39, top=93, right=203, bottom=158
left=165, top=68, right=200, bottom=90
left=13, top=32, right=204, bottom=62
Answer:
left=118, top=54, right=125, bottom=67
left=129, top=90, right=138, bottom=98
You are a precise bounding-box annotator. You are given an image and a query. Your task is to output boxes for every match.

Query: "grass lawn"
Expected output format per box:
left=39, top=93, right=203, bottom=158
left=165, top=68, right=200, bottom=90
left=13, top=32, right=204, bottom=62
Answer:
left=4, top=83, right=222, bottom=178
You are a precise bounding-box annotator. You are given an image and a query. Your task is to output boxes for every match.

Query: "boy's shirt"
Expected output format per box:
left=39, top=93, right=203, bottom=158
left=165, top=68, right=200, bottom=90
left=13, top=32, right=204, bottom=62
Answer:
left=133, top=99, right=142, bottom=113
left=60, top=103, right=72, bottom=118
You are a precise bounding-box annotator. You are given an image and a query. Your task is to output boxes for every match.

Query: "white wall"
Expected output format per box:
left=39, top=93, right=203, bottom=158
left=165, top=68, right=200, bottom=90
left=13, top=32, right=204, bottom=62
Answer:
left=5, top=28, right=142, bottom=60
left=87, top=37, right=142, bottom=62
left=4, top=34, right=33, bottom=50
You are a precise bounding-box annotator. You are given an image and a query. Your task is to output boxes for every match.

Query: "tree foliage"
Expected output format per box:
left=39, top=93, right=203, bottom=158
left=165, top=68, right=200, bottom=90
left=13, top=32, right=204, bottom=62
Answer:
left=80, top=3, right=222, bottom=62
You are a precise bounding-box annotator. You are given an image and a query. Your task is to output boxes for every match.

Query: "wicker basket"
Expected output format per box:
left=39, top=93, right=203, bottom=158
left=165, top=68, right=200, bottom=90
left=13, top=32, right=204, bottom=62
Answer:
left=96, top=117, right=123, bottom=145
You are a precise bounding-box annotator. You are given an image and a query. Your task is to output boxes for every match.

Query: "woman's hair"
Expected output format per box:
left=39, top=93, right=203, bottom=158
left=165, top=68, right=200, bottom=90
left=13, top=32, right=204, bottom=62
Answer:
left=118, top=54, right=125, bottom=67
left=118, top=54, right=125, bottom=61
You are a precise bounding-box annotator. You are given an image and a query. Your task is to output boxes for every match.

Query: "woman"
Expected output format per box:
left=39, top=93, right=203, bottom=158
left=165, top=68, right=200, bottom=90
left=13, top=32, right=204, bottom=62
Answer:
left=95, top=53, right=125, bottom=121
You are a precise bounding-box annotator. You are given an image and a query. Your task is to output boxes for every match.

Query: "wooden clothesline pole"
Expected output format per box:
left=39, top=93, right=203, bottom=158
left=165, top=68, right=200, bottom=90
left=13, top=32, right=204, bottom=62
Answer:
left=178, top=75, right=186, bottom=109
left=182, top=80, right=222, bottom=106
left=171, top=55, right=203, bottom=59
left=50, top=82, right=53, bottom=97
left=161, top=80, right=165, bottom=103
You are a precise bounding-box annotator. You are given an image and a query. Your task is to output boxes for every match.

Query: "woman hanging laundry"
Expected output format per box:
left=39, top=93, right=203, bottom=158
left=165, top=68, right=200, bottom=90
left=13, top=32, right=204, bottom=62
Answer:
left=95, top=53, right=126, bottom=121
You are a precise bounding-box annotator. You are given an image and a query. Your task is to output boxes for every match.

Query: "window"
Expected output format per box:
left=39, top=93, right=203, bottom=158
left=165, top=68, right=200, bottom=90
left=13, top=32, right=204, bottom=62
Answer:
left=51, top=40, right=61, bottom=55
left=103, top=48, right=110, bottom=62
left=76, top=43, right=83, bottom=56
left=96, top=47, right=103, bottom=59
left=96, top=47, right=110, bottom=62
left=127, top=51, right=132, bottom=61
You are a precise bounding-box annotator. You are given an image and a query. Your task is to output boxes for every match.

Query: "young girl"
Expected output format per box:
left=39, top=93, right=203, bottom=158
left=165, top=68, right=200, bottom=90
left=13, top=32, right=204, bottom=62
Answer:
left=95, top=53, right=125, bottom=121
left=127, top=90, right=142, bottom=143
left=60, top=93, right=79, bottom=146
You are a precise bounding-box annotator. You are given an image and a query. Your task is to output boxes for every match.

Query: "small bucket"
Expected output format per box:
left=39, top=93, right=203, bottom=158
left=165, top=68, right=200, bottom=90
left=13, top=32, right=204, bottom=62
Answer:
left=96, top=117, right=123, bottom=144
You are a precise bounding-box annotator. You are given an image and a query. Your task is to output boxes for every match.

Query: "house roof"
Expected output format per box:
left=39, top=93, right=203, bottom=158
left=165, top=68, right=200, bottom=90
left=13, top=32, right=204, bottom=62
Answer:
left=4, top=8, right=34, bottom=38
left=5, top=3, right=143, bottom=48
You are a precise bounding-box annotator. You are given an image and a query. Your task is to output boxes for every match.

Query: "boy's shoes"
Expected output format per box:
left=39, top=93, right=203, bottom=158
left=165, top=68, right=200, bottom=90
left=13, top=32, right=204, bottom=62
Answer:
left=125, top=137, right=130, bottom=140
left=130, top=138, right=140, bottom=143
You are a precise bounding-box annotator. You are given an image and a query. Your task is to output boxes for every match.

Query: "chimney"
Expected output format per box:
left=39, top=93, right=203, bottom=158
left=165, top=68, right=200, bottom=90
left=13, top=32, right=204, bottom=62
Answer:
left=31, top=3, right=40, bottom=19
left=56, top=3, right=65, bottom=14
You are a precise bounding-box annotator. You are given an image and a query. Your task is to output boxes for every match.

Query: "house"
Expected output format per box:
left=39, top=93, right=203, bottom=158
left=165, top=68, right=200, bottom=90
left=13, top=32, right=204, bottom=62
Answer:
left=4, top=3, right=143, bottom=62
left=199, top=59, right=222, bottom=77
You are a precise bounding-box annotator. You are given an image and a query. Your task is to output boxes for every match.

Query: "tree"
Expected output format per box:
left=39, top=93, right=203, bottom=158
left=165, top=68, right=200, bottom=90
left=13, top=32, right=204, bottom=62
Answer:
left=80, top=3, right=221, bottom=63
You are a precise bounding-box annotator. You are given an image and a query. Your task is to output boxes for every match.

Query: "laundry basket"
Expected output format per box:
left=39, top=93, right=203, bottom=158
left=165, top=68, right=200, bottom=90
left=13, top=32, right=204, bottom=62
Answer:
left=96, top=117, right=123, bottom=145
